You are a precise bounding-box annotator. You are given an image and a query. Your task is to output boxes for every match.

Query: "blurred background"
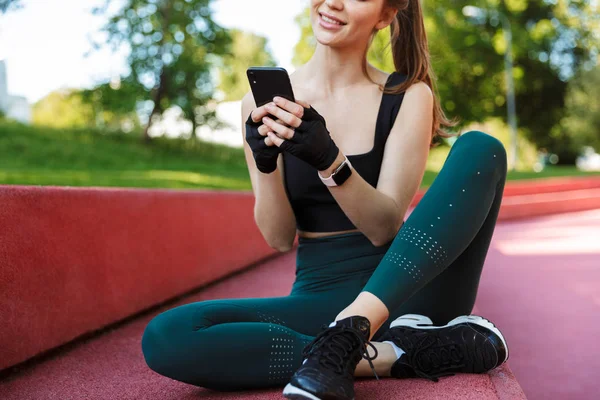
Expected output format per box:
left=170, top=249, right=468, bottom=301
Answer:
left=0, top=0, right=599, bottom=190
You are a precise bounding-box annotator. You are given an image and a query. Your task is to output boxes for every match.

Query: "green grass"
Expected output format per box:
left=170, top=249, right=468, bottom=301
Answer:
left=0, top=120, right=598, bottom=191
left=0, top=120, right=252, bottom=190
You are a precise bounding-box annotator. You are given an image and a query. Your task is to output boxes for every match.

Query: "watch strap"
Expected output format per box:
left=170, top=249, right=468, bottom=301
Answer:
left=318, top=156, right=353, bottom=187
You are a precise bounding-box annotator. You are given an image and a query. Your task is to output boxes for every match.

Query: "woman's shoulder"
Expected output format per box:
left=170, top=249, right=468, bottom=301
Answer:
left=369, top=68, right=391, bottom=86
left=385, top=70, right=410, bottom=86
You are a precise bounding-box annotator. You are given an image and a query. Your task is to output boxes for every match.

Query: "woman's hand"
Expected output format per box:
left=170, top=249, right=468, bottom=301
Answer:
left=262, top=96, right=340, bottom=172
left=245, top=102, right=285, bottom=174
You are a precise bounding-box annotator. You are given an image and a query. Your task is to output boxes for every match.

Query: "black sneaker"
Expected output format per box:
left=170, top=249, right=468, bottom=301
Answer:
left=380, top=314, right=509, bottom=382
left=282, top=315, right=380, bottom=400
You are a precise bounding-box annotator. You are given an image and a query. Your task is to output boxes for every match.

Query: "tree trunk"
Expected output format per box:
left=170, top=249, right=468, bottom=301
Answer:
left=142, top=107, right=157, bottom=143
left=190, top=117, right=197, bottom=140
left=142, top=69, right=168, bottom=143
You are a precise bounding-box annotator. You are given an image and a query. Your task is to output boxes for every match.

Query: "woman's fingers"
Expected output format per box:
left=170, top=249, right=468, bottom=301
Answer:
left=295, top=99, right=311, bottom=109
left=273, top=96, right=305, bottom=117
left=250, top=103, right=274, bottom=123
left=262, top=116, right=295, bottom=140
left=264, top=135, right=274, bottom=146
left=266, top=132, right=285, bottom=147
left=268, top=98, right=303, bottom=128
left=251, top=98, right=311, bottom=125
left=257, top=124, right=269, bottom=136
left=258, top=119, right=289, bottom=137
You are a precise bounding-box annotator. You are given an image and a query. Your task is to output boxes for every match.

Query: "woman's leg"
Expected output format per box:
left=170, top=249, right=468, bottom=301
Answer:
left=141, top=291, right=373, bottom=390
left=370, top=139, right=507, bottom=336
left=338, top=130, right=508, bottom=334
left=142, top=227, right=405, bottom=391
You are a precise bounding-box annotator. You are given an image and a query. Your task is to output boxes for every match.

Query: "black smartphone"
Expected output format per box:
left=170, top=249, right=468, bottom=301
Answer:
left=247, top=66, right=295, bottom=108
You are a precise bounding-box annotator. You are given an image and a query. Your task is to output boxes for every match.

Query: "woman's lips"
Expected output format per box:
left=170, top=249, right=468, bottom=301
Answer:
left=318, top=12, right=346, bottom=30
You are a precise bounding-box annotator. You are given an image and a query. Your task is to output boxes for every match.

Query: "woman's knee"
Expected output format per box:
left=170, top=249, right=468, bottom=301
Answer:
left=141, top=300, right=243, bottom=379
left=141, top=309, right=179, bottom=376
left=141, top=303, right=203, bottom=377
left=452, top=130, right=508, bottom=178
left=459, top=130, right=507, bottom=160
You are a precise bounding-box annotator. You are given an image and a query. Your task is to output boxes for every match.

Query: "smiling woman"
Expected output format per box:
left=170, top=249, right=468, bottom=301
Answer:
left=142, top=1, right=511, bottom=399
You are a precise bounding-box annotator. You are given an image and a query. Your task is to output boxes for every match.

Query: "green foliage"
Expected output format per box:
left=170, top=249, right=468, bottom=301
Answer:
left=79, top=77, right=143, bottom=132
left=32, top=89, right=96, bottom=128
left=424, top=0, right=599, bottom=155
left=367, top=28, right=394, bottom=71
left=91, top=0, right=232, bottom=139
left=217, top=29, right=276, bottom=102
left=292, top=7, right=315, bottom=67
left=32, top=83, right=142, bottom=132
left=560, top=66, right=600, bottom=152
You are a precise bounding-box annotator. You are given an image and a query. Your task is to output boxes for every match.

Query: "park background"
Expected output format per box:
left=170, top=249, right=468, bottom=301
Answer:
left=1, top=1, right=600, bottom=400
left=1, top=0, right=599, bottom=189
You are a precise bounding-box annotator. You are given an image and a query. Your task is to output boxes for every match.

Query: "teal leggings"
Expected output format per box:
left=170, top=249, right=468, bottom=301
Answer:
left=141, top=131, right=507, bottom=390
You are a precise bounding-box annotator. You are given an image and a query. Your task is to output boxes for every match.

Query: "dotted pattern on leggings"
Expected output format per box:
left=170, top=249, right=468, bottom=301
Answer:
left=381, top=251, right=425, bottom=282
left=382, top=226, right=449, bottom=282
left=257, top=311, right=286, bottom=326
left=266, top=323, right=306, bottom=384
left=379, top=155, right=497, bottom=282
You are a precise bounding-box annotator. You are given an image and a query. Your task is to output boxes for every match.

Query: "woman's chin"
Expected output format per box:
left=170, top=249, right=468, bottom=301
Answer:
left=313, top=30, right=343, bottom=47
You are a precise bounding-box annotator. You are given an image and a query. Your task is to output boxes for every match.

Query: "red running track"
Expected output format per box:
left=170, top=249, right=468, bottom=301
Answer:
left=475, top=208, right=600, bottom=399
left=3, top=209, right=599, bottom=399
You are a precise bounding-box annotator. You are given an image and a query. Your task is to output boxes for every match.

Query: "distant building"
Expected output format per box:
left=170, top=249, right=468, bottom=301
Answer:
left=0, top=60, right=31, bottom=123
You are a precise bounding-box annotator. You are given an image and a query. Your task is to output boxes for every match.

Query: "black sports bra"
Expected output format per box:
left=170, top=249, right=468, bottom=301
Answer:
left=282, top=72, right=408, bottom=232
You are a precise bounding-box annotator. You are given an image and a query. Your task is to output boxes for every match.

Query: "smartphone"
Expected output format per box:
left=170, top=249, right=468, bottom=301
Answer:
left=247, top=66, right=295, bottom=108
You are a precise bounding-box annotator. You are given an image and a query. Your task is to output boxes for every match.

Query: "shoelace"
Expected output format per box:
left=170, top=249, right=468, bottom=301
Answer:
left=398, top=332, right=466, bottom=382
left=302, top=324, right=381, bottom=380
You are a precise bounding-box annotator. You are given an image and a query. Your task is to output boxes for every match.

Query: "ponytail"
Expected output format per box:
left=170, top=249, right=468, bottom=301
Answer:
left=368, top=0, right=459, bottom=146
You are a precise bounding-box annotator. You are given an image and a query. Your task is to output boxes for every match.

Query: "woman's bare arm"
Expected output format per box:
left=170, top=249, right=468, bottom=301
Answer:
left=241, top=91, right=297, bottom=252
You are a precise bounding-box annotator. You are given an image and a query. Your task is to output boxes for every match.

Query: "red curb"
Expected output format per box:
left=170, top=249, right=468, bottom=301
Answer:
left=0, top=185, right=278, bottom=370
left=488, top=364, right=528, bottom=400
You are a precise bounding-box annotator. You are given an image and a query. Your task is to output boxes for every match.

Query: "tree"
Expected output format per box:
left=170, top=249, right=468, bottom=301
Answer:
left=292, top=1, right=600, bottom=160
left=424, top=0, right=599, bottom=162
left=79, top=76, right=143, bottom=132
left=92, top=0, right=231, bottom=142
left=560, top=65, right=600, bottom=152
left=217, top=29, right=276, bottom=102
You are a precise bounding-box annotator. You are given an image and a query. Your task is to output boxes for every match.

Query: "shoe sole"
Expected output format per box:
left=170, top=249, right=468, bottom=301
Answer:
left=389, top=314, right=509, bottom=363
left=283, top=383, right=335, bottom=400
left=282, top=383, right=355, bottom=400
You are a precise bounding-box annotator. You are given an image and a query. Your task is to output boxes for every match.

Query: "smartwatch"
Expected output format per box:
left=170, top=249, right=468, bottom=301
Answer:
left=318, top=156, right=353, bottom=187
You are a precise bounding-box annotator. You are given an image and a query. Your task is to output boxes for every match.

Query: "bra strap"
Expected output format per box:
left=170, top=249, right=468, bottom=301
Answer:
left=376, top=72, right=409, bottom=144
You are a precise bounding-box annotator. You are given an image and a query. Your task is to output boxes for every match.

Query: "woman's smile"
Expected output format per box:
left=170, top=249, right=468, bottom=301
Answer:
left=318, top=11, right=347, bottom=31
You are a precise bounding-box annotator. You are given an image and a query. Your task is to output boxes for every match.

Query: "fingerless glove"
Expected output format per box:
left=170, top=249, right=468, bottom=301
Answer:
left=279, top=106, right=340, bottom=171
left=245, top=113, right=281, bottom=174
